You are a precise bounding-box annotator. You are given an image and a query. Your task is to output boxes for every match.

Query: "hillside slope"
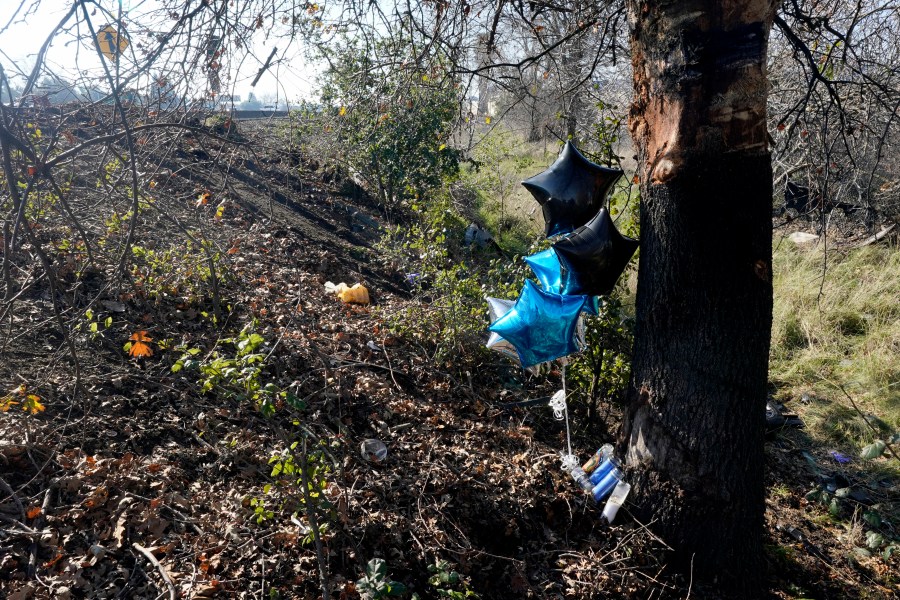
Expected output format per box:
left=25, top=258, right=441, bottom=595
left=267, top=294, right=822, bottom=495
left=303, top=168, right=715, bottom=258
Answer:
left=0, top=120, right=896, bottom=599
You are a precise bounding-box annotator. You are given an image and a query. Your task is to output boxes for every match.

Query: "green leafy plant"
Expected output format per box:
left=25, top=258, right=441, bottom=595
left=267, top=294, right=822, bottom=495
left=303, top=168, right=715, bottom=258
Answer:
left=356, top=558, right=407, bottom=599
left=130, top=239, right=227, bottom=309
left=78, top=308, right=113, bottom=341
left=860, top=434, right=899, bottom=461
left=566, top=293, right=635, bottom=421
left=425, top=560, right=479, bottom=599
left=316, top=33, right=460, bottom=207
left=171, top=324, right=303, bottom=416
left=247, top=439, right=335, bottom=540
left=806, top=489, right=899, bottom=562
left=248, top=496, right=274, bottom=524
left=376, top=198, right=488, bottom=363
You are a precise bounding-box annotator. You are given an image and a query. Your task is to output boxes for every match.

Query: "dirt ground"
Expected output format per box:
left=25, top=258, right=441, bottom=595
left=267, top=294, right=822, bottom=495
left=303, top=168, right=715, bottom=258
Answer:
left=1, top=119, right=897, bottom=599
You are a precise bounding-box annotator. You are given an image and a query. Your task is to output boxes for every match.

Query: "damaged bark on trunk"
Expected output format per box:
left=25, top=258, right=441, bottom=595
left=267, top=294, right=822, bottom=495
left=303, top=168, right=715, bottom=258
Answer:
left=619, top=1, right=778, bottom=594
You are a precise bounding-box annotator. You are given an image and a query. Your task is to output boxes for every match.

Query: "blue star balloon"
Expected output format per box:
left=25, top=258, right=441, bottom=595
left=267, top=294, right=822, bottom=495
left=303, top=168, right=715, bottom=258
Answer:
left=524, top=249, right=562, bottom=293
left=485, top=296, right=584, bottom=371
left=489, top=280, right=588, bottom=367
left=523, top=249, right=601, bottom=315
left=522, top=141, right=623, bottom=238
left=552, top=207, right=639, bottom=296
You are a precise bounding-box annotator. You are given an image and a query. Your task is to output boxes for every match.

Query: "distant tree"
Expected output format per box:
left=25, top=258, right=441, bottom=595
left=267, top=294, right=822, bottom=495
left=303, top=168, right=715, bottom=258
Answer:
left=768, top=0, right=900, bottom=228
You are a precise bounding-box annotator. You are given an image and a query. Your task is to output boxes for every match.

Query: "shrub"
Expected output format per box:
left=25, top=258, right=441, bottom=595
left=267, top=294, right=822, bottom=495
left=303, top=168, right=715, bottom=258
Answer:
left=317, top=35, right=460, bottom=208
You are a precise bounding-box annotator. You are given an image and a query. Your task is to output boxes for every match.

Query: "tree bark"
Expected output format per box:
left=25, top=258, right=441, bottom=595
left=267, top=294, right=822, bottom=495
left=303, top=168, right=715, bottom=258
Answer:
left=619, top=1, right=777, bottom=594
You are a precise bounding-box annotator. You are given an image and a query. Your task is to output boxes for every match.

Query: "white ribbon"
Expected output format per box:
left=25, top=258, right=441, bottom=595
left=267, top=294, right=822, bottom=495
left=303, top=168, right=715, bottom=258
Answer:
left=549, top=389, right=567, bottom=421
left=549, top=359, right=574, bottom=466
left=560, top=452, right=579, bottom=472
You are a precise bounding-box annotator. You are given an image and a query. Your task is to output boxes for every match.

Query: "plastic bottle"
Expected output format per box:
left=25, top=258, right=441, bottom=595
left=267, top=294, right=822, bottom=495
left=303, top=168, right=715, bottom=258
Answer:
left=569, top=466, right=595, bottom=492
left=592, top=467, right=623, bottom=502
left=581, top=443, right=614, bottom=474
left=601, top=481, right=631, bottom=524
left=588, top=455, right=620, bottom=486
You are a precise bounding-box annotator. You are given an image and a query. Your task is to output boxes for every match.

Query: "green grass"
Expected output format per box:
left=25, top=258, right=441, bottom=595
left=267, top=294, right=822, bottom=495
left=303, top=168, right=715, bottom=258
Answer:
left=770, top=237, right=900, bottom=460
left=458, top=128, right=555, bottom=252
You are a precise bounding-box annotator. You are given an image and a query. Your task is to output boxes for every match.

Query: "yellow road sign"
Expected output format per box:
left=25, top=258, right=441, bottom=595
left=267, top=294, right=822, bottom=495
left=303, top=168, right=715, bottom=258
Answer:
left=96, top=25, right=129, bottom=61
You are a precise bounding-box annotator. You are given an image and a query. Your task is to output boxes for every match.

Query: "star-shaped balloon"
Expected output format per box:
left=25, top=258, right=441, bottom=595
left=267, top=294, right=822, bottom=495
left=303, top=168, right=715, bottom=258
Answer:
left=524, top=249, right=562, bottom=293
left=552, top=207, right=639, bottom=296
left=522, top=141, right=623, bottom=238
left=523, top=249, right=601, bottom=315
left=485, top=296, right=585, bottom=368
left=485, top=297, right=520, bottom=362
left=489, top=280, right=588, bottom=367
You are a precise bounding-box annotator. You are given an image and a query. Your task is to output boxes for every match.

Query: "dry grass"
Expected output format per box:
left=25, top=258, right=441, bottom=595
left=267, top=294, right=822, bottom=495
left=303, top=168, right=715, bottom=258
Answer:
left=770, top=235, right=900, bottom=463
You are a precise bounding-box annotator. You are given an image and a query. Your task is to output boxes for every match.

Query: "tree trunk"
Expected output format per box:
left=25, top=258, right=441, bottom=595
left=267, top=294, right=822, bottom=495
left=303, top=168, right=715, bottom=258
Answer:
left=619, top=1, right=777, bottom=594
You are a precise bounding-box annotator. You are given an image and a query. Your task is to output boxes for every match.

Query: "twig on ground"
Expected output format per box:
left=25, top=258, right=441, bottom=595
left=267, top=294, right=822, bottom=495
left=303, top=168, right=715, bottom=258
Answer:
left=132, top=543, right=177, bottom=600
left=27, top=483, right=53, bottom=578
left=0, top=474, right=25, bottom=520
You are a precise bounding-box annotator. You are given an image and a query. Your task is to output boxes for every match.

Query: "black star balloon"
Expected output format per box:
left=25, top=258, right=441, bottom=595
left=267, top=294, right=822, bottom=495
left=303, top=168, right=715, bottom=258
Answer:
left=552, top=207, right=639, bottom=296
left=522, top=141, right=623, bottom=237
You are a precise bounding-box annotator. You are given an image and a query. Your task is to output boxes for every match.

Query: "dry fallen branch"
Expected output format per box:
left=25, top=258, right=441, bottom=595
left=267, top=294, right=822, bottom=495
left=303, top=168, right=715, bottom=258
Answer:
left=132, top=542, right=177, bottom=600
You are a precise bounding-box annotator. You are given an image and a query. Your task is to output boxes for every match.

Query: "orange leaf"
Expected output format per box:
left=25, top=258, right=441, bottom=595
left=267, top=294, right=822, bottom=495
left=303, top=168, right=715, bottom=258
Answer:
left=196, top=191, right=211, bottom=207
left=128, top=331, right=154, bottom=357
left=27, top=166, right=37, bottom=177
left=129, top=341, right=153, bottom=358
left=26, top=506, right=41, bottom=519
left=23, top=394, right=44, bottom=414
left=43, top=552, right=65, bottom=569
left=0, top=395, right=18, bottom=412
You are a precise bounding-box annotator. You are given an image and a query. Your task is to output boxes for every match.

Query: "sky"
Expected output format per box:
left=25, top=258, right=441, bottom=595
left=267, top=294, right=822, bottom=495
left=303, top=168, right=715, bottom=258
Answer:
left=0, top=0, right=323, bottom=104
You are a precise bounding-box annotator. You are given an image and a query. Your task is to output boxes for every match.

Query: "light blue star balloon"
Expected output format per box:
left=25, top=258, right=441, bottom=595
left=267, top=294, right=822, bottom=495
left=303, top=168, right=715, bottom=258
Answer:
left=524, top=249, right=562, bottom=293
left=485, top=296, right=586, bottom=360
left=489, top=280, right=588, bottom=367
left=524, top=249, right=600, bottom=315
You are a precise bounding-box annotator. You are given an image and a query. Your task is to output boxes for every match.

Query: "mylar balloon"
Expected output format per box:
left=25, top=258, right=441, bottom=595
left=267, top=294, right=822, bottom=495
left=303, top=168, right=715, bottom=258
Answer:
left=484, top=297, right=520, bottom=361
left=523, top=249, right=600, bottom=315
left=552, top=207, right=638, bottom=296
left=489, top=280, right=588, bottom=367
left=524, top=249, right=562, bottom=293
left=522, top=141, right=623, bottom=237
left=575, top=315, right=587, bottom=350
